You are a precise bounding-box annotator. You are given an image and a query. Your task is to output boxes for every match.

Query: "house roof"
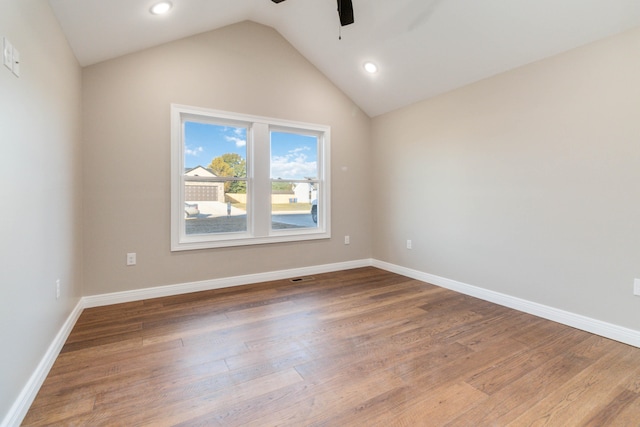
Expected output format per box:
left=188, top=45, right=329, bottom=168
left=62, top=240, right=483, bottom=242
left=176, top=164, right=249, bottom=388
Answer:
left=185, top=166, right=216, bottom=177
left=49, top=0, right=640, bottom=117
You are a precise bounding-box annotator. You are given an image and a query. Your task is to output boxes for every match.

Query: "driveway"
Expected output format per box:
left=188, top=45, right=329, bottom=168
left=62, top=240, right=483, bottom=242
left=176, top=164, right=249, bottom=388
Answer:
left=185, top=211, right=316, bottom=235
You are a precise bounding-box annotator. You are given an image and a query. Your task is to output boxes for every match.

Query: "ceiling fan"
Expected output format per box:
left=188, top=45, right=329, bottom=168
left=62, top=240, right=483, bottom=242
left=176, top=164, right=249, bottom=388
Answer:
left=271, top=0, right=354, bottom=27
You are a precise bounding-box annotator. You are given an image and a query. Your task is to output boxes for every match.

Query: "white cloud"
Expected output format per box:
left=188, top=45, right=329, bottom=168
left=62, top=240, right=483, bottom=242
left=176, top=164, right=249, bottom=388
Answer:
left=225, top=136, right=246, bottom=147
left=185, top=146, right=204, bottom=156
left=220, top=127, right=246, bottom=147
left=271, top=151, right=317, bottom=179
left=290, top=146, right=310, bottom=154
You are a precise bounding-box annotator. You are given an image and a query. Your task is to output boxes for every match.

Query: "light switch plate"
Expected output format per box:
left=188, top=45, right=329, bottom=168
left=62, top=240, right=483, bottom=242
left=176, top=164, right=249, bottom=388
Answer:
left=634, top=279, right=640, bottom=296
left=3, top=37, right=12, bottom=70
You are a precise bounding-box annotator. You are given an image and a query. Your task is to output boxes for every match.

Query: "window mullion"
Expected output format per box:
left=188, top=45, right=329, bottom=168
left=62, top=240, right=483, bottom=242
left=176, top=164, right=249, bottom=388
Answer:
left=251, top=122, right=271, bottom=237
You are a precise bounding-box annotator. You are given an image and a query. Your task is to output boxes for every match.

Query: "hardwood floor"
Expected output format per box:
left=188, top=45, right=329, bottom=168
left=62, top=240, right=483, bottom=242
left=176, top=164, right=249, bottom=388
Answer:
left=23, top=267, right=640, bottom=426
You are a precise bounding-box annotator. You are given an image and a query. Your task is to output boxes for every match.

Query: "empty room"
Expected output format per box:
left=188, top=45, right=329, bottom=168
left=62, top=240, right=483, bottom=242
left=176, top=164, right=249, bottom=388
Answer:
left=2, top=0, right=640, bottom=425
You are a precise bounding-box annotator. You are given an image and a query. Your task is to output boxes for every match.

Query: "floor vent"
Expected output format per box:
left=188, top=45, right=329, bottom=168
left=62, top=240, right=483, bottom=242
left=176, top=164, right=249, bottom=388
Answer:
left=290, top=276, right=315, bottom=283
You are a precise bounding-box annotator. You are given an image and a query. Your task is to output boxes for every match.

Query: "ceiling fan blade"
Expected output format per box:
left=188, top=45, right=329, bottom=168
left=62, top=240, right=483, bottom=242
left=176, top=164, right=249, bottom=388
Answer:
left=337, top=0, right=354, bottom=26
left=407, top=0, right=443, bottom=31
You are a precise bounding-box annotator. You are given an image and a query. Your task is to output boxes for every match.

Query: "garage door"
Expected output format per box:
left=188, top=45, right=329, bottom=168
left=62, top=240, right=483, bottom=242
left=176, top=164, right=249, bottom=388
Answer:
left=185, top=185, right=219, bottom=201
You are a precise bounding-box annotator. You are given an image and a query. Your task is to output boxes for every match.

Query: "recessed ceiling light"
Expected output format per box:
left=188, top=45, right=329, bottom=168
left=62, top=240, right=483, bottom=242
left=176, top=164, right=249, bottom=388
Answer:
left=363, top=62, right=378, bottom=74
left=150, top=1, right=172, bottom=15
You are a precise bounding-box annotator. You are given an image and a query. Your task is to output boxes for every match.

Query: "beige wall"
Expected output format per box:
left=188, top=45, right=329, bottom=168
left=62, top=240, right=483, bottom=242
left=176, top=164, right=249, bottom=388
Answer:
left=0, top=0, right=82, bottom=421
left=372, top=28, right=640, bottom=330
left=5, top=8, right=639, bottom=422
left=81, top=21, right=372, bottom=296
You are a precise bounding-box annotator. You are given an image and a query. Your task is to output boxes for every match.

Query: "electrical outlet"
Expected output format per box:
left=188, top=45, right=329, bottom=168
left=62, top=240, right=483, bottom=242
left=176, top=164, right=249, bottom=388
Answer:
left=344, top=235, right=350, bottom=245
left=56, top=279, right=61, bottom=300
left=406, top=240, right=412, bottom=250
left=634, top=279, right=640, bottom=296
left=127, top=252, right=136, bottom=266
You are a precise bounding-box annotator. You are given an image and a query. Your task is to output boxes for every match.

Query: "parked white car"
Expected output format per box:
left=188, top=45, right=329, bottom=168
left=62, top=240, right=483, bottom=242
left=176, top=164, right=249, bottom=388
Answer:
left=310, top=199, right=317, bottom=223
left=185, top=202, right=200, bottom=218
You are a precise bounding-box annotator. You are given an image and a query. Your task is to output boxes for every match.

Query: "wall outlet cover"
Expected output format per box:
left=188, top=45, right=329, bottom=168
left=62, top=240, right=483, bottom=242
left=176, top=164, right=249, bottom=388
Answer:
left=127, top=253, right=137, bottom=266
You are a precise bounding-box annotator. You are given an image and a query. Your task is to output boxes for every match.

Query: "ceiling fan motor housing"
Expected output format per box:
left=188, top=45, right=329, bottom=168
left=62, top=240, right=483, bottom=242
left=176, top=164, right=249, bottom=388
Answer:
left=337, top=0, right=354, bottom=26
left=271, top=0, right=354, bottom=26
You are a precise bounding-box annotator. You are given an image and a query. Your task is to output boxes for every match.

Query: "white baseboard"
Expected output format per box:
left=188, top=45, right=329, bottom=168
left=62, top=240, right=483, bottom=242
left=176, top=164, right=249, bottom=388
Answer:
left=7, top=257, right=639, bottom=426
left=372, top=259, right=640, bottom=348
left=2, top=300, right=84, bottom=427
left=82, top=259, right=374, bottom=308
left=3, top=259, right=373, bottom=426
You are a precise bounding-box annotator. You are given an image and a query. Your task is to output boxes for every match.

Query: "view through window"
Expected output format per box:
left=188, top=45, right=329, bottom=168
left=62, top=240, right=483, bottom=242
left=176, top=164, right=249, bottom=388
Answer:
left=171, top=105, right=330, bottom=250
left=183, top=121, right=248, bottom=235
left=270, top=131, right=320, bottom=231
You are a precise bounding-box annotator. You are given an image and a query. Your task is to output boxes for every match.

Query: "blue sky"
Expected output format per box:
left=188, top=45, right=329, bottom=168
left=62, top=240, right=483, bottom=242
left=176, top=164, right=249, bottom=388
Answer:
left=184, top=122, right=246, bottom=166
left=184, top=122, right=318, bottom=180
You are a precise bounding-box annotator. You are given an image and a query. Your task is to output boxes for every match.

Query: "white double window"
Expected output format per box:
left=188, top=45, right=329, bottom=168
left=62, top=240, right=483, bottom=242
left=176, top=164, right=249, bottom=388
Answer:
left=171, top=104, right=330, bottom=251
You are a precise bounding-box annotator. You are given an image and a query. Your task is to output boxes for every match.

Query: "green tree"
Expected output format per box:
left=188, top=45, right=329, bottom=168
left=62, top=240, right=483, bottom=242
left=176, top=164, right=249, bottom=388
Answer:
left=272, top=181, right=293, bottom=192
left=208, top=153, right=247, bottom=193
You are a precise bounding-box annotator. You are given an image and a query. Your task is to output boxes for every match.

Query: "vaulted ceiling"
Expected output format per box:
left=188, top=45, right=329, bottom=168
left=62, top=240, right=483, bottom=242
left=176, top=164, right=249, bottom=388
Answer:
left=48, top=0, right=640, bottom=117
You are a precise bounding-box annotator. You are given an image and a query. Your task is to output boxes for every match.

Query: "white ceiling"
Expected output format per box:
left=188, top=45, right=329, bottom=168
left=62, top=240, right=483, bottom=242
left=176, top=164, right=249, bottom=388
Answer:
left=48, top=0, right=640, bottom=117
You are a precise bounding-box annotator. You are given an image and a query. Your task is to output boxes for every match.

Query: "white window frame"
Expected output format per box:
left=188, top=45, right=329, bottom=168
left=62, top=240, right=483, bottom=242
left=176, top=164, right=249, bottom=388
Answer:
left=171, top=104, right=331, bottom=251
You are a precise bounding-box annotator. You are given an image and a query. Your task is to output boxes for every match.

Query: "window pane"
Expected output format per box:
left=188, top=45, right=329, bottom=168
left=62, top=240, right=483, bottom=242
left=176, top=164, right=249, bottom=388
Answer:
left=270, top=132, right=319, bottom=230
left=271, top=181, right=318, bottom=230
left=184, top=121, right=248, bottom=235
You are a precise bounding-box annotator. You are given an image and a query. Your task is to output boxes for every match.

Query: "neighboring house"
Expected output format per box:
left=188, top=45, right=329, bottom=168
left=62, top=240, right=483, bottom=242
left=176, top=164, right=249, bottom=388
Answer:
left=293, top=182, right=317, bottom=203
left=184, top=166, right=225, bottom=202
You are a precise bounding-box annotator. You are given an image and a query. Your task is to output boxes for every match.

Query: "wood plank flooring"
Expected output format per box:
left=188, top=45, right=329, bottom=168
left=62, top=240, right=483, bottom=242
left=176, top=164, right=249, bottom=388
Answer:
left=23, top=267, right=640, bottom=426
